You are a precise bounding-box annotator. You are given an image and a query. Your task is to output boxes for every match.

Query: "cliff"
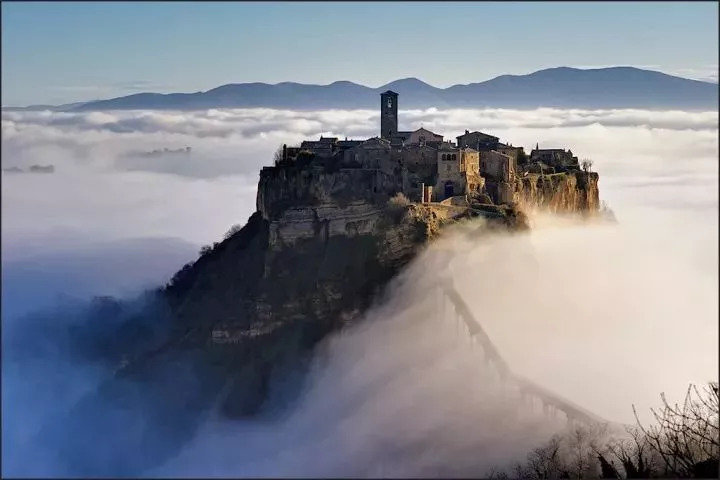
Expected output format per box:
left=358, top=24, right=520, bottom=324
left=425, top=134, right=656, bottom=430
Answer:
left=517, top=171, right=600, bottom=213
left=156, top=195, right=464, bottom=416
left=115, top=159, right=517, bottom=416
left=45, top=145, right=603, bottom=476
left=106, top=152, right=600, bottom=421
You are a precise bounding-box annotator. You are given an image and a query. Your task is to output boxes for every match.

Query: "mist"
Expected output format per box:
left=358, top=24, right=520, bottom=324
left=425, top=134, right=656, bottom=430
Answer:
left=2, top=107, right=717, bottom=477
left=145, top=206, right=717, bottom=477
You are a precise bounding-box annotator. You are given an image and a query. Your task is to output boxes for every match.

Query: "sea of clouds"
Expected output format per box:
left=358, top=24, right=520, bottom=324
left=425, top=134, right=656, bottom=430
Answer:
left=2, top=107, right=718, bottom=477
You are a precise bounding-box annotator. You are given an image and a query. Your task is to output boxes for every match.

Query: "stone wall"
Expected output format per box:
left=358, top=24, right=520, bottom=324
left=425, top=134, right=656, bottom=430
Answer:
left=496, top=145, right=520, bottom=171
left=480, top=150, right=514, bottom=182
left=400, top=144, right=438, bottom=201
left=456, top=131, right=499, bottom=150
left=268, top=201, right=382, bottom=248
left=405, top=128, right=443, bottom=145
left=460, top=148, right=480, bottom=175
left=257, top=164, right=401, bottom=222
left=434, top=150, right=465, bottom=200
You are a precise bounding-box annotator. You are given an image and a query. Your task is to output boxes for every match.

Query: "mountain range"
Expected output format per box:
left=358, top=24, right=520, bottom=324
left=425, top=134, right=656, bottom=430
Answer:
left=6, top=67, right=718, bottom=111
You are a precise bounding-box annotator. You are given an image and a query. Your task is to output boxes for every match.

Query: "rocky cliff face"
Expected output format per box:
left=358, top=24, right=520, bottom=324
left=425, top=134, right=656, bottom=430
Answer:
left=517, top=171, right=600, bottom=213
left=156, top=192, right=454, bottom=416
left=114, top=160, right=600, bottom=419
left=48, top=151, right=604, bottom=478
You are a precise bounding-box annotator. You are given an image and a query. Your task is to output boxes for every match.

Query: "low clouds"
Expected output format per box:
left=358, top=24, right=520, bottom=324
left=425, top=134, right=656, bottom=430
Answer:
left=2, top=105, right=717, bottom=312
left=2, top=107, right=717, bottom=182
left=1, top=106, right=718, bottom=476
left=151, top=263, right=569, bottom=477
left=2, top=105, right=716, bottom=279
left=3, top=107, right=717, bottom=140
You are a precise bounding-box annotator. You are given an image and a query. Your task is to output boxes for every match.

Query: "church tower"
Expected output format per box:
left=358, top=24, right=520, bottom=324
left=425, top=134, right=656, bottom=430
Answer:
left=380, top=90, right=398, bottom=139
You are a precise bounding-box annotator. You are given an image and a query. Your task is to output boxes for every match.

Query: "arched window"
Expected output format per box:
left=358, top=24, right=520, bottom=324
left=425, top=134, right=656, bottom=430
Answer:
left=441, top=154, right=447, bottom=161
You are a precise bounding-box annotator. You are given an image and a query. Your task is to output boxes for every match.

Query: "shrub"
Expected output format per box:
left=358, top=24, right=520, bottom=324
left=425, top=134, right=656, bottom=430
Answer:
left=387, top=192, right=410, bottom=208
left=386, top=192, right=411, bottom=223
left=224, top=223, right=243, bottom=240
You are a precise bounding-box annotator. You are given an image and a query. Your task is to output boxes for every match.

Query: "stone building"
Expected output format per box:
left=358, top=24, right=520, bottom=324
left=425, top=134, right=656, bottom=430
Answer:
left=480, top=150, right=514, bottom=182
left=456, top=130, right=500, bottom=151
left=344, top=137, right=399, bottom=173
left=277, top=91, right=584, bottom=207
left=300, top=136, right=337, bottom=157
left=401, top=143, right=438, bottom=200
left=529, top=145, right=579, bottom=171
left=433, top=143, right=482, bottom=200
left=480, top=150, right=517, bottom=205
left=404, top=127, right=443, bottom=146
left=380, top=90, right=399, bottom=140
left=496, top=143, right=524, bottom=168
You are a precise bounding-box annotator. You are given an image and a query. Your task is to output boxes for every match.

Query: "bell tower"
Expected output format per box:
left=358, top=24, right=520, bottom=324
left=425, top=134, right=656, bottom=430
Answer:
left=380, top=90, right=398, bottom=139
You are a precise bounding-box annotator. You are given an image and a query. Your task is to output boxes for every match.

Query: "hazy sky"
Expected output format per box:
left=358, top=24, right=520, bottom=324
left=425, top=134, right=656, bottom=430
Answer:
left=2, top=1, right=718, bottom=106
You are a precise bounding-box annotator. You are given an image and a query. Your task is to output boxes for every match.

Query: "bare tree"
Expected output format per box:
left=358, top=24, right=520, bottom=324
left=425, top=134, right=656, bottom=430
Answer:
left=596, top=452, right=622, bottom=479
left=496, top=384, right=718, bottom=479
left=224, top=223, right=243, bottom=239
left=605, top=427, right=659, bottom=478
left=386, top=192, right=411, bottom=222
left=513, top=426, right=608, bottom=479
left=581, top=159, right=594, bottom=173
left=528, top=435, right=566, bottom=479
left=632, top=382, right=719, bottom=478
left=273, top=144, right=284, bottom=166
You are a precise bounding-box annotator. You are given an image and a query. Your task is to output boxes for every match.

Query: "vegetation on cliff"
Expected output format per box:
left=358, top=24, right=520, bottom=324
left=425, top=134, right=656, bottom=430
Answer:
left=498, top=383, right=719, bottom=479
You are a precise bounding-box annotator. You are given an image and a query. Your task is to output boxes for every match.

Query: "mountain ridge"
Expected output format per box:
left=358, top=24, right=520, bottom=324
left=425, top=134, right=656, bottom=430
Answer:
left=4, top=67, right=717, bottom=111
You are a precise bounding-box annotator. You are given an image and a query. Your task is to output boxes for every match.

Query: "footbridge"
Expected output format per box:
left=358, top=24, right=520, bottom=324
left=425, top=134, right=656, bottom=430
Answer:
left=439, top=279, right=606, bottom=426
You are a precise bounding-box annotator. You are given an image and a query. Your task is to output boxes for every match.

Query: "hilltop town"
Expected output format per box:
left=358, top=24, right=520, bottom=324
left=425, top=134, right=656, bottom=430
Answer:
left=129, top=92, right=602, bottom=418
left=278, top=90, right=589, bottom=206
left=257, top=90, right=599, bottom=247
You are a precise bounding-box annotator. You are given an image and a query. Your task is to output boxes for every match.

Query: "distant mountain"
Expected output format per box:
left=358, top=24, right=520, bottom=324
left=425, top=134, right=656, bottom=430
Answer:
left=443, top=67, right=718, bottom=109
left=3, top=101, right=89, bottom=112
left=7, top=67, right=719, bottom=111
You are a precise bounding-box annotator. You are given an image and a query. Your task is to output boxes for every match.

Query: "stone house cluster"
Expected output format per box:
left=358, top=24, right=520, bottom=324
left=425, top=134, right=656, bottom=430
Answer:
left=527, top=145, right=581, bottom=173
left=274, top=90, right=579, bottom=206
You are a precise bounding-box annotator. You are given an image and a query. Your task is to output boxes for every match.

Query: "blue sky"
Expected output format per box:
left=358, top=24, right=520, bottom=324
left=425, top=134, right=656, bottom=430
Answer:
left=2, top=1, right=718, bottom=106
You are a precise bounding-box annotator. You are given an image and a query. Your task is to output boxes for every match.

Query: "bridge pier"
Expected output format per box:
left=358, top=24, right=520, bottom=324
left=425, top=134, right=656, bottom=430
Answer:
left=439, top=283, right=603, bottom=427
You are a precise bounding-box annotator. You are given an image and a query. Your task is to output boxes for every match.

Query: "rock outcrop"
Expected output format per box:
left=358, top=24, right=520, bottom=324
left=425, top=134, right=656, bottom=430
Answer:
left=47, top=138, right=604, bottom=478
left=517, top=171, right=600, bottom=213
left=110, top=154, right=597, bottom=419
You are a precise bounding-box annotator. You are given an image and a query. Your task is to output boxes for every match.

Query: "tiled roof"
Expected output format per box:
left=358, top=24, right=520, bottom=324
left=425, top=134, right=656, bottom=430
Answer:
left=458, top=130, right=497, bottom=137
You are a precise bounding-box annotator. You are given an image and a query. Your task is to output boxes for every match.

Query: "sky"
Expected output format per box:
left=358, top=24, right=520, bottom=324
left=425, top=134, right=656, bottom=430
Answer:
left=1, top=1, right=718, bottom=106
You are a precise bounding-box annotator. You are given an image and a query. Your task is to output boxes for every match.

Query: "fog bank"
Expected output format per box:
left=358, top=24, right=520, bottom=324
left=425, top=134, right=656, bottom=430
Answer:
left=2, top=107, right=717, bottom=477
